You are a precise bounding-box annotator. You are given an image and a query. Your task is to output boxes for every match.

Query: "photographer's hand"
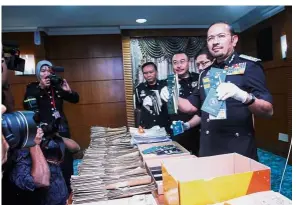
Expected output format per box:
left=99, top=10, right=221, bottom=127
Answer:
left=61, top=79, right=72, bottom=93
left=34, top=128, right=44, bottom=145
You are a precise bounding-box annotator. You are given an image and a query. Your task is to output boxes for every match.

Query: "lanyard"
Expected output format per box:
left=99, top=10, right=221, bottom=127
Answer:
left=47, top=87, right=56, bottom=109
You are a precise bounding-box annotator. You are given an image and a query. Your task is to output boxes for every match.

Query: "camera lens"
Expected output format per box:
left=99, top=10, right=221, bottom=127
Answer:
left=2, top=111, right=37, bottom=149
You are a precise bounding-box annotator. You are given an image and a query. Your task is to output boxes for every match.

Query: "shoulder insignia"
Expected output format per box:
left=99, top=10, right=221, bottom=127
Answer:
left=239, top=54, right=261, bottom=62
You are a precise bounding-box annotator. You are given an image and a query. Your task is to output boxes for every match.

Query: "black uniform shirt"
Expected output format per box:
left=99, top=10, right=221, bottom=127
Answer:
left=135, top=80, right=170, bottom=130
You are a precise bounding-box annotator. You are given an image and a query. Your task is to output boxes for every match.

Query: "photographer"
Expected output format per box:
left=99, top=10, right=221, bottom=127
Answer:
left=23, top=60, right=79, bottom=194
left=3, top=127, right=80, bottom=205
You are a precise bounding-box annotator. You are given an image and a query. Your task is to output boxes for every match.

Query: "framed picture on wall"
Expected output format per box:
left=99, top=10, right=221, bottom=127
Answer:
left=15, top=54, right=36, bottom=75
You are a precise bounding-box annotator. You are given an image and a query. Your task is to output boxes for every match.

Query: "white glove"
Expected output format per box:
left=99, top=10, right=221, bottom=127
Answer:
left=182, top=122, right=190, bottom=131
left=216, top=82, right=248, bottom=103
left=160, top=86, right=169, bottom=102
left=143, top=96, right=153, bottom=107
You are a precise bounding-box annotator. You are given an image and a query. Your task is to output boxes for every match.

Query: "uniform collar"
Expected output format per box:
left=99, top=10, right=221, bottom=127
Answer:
left=145, top=80, right=159, bottom=87
left=213, top=51, right=238, bottom=68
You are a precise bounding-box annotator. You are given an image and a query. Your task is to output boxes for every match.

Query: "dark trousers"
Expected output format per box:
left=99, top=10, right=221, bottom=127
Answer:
left=171, top=126, right=200, bottom=156
left=59, top=132, right=74, bottom=194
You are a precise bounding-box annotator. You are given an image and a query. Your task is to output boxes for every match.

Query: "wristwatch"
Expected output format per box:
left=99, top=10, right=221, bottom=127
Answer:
left=244, top=93, right=256, bottom=106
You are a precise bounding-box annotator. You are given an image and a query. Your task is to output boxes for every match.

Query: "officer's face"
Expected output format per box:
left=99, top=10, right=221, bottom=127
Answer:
left=172, top=53, right=189, bottom=77
left=195, top=54, right=213, bottom=71
left=142, top=65, right=157, bottom=84
left=207, top=23, right=238, bottom=62
left=40, top=65, right=52, bottom=80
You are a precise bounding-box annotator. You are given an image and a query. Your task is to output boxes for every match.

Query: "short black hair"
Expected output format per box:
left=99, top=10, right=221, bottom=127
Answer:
left=208, top=21, right=236, bottom=35
left=141, top=62, right=157, bottom=72
left=172, top=51, right=189, bottom=61
left=195, top=47, right=214, bottom=61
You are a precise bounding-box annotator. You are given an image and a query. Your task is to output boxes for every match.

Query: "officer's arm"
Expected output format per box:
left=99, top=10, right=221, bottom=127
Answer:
left=245, top=63, right=273, bottom=118
left=178, top=97, right=198, bottom=113
left=135, top=88, right=142, bottom=109
left=23, top=85, right=36, bottom=110
left=247, top=97, right=273, bottom=117
left=59, top=88, right=79, bottom=104
left=187, top=114, right=201, bottom=128
left=61, top=137, right=80, bottom=153
left=178, top=87, right=200, bottom=114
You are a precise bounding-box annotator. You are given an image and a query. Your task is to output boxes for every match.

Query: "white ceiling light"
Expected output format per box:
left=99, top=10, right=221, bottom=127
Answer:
left=136, top=19, right=147, bottom=23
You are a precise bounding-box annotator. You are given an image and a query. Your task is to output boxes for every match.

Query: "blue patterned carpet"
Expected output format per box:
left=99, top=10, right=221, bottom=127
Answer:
left=73, top=149, right=292, bottom=199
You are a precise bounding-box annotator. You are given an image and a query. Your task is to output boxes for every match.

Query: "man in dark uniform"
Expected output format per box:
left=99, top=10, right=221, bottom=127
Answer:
left=168, top=52, right=201, bottom=155
left=135, top=62, right=170, bottom=132
left=23, top=60, right=79, bottom=193
left=161, top=22, right=273, bottom=160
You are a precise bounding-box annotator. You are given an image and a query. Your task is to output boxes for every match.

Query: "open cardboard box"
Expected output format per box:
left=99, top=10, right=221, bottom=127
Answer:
left=162, top=153, right=271, bottom=205
left=138, top=141, right=190, bottom=161
left=145, top=155, right=198, bottom=195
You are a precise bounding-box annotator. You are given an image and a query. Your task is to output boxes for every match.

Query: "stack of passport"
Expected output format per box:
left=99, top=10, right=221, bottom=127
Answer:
left=201, top=67, right=227, bottom=118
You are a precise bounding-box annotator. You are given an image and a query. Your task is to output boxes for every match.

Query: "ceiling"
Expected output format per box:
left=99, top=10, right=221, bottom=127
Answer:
left=2, top=6, right=285, bottom=35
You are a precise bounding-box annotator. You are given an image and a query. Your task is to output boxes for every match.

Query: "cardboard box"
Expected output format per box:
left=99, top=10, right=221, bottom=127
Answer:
left=138, top=141, right=190, bottom=161
left=145, top=155, right=198, bottom=195
left=162, top=153, right=271, bottom=205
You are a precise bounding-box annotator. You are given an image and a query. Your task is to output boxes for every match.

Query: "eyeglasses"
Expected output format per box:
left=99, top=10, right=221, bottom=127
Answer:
left=173, top=59, right=188, bottom=66
left=207, top=33, right=232, bottom=43
left=196, top=60, right=211, bottom=68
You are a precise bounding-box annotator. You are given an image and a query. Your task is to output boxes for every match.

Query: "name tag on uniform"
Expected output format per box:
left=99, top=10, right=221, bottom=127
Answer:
left=225, top=62, right=246, bottom=75
left=209, top=101, right=227, bottom=120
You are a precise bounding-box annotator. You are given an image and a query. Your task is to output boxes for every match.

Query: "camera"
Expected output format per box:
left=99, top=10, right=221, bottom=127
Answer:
left=23, top=96, right=61, bottom=138
left=2, top=41, right=25, bottom=72
left=47, top=66, right=64, bottom=87
left=2, top=111, right=37, bottom=149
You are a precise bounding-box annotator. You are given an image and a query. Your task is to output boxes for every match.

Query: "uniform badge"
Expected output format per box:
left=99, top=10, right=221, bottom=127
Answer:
left=140, top=90, right=146, bottom=97
left=225, top=62, right=246, bottom=75
left=191, top=81, right=198, bottom=88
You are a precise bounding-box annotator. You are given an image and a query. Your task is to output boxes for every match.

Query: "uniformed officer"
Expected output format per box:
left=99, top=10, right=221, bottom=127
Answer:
left=135, top=62, right=170, bottom=132
left=169, top=52, right=201, bottom=155
left=161, top=22, right=273, bottom=160
left=23, top=60, right=79, bottom=193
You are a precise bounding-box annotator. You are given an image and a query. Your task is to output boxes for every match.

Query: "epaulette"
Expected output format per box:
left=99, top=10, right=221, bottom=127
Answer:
left=239, top=54, right=261, bottom=62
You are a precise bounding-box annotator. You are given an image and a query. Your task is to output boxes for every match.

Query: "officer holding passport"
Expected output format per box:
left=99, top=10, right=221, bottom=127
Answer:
left=161, top=22, right=273, bottom=160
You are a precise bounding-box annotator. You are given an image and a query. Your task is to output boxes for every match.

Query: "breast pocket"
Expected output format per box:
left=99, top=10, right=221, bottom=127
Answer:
left=225, top=75, right=245, bottom=89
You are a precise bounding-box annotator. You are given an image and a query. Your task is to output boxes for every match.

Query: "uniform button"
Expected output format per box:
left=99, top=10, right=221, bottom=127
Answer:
left=206, top=118, right=210, bottom=122
left=153, top=120, right=156, bottom=122
left=206, top=130, right=210, bottom=134
left=58, top=95, right=61, bottom=98
left=49, top=96, right=52, bottom=99
left=190, top=91, right=192, bottom=94
left=180, top=92, right=183, bottom=95
left=52, top=114, right=55, bottom=116
left=51, top=108, right=54, bottom=111
left=200, top=85, right=203, bottom=87
left=40, top=96, right=43, bottom=98
left=153, top=113, right=155, bottom=115
left=48, top=91, right=51, bottom=94
left=187, top=84, right=190, bottom=86
left=56, top=91, right=59, bottom=93
left=235, top=133, right=239, bottom=137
